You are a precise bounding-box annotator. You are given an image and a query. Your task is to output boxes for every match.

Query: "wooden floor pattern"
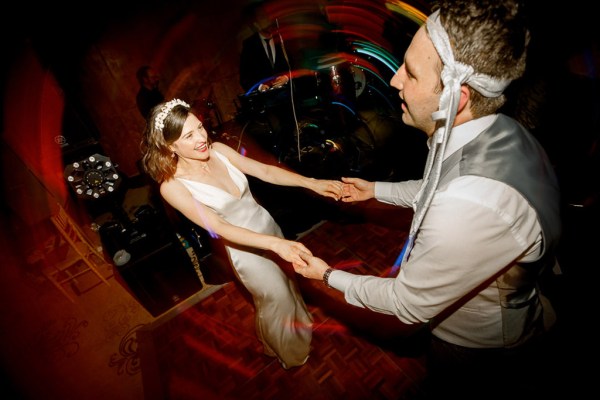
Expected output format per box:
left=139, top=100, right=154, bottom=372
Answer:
left=138, top=208, right=431, bottom=400
left=133, top=123, right=588, bottom=399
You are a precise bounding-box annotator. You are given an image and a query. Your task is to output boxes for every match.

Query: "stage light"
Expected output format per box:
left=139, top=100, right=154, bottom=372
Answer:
left=63, top=154, right=122, bottom=200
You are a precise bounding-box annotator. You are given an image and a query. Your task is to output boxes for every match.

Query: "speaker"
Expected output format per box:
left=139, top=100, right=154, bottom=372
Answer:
left=100, top=207, right=203, bottom=316
left=111, top=225, right=204, bottom=317
left=175, top=213, right=234, bottom=285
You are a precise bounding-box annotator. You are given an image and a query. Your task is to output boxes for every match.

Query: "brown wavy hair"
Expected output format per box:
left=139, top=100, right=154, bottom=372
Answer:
left=140, top=100, right=191, bottom=183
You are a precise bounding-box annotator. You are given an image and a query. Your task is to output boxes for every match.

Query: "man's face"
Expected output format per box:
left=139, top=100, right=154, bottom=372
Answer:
left=390, top=26, right=442, bottom=137
left=144, top=69, right=160, bottom=89
left=253, top=9, right=276, bottom=37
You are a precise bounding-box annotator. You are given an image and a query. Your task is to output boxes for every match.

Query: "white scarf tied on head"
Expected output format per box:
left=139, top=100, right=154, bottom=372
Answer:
left=427, top=10, right=511, bottom=128
left=393, top=10, right=513, bottom=272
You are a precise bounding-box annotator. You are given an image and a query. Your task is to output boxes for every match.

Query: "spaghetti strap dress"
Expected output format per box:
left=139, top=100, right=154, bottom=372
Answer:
left=176, top=150, right=312, bottom=368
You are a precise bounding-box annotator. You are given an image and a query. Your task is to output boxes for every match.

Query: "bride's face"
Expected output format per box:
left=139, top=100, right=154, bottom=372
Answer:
left=169, top=113, right=210, bottom=161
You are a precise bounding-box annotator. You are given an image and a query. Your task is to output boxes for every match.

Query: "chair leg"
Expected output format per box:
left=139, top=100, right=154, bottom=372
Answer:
left=43, top=271, right=77, bottom=303
left=81, top=257, right=111, bottom=286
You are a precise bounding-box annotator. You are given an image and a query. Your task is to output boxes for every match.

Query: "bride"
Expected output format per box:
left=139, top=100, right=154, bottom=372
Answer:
left=141, top=98, right=343, bottom=369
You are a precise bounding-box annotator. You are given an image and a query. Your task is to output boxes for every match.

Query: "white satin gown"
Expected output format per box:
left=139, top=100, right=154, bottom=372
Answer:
left=176, top=151, right=313, bottom=368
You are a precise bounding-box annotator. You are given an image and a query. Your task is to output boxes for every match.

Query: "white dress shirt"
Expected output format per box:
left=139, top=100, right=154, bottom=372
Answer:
left=328, top=115, right=545, bottom=348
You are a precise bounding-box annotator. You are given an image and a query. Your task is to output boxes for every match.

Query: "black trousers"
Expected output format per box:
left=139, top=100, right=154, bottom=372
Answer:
left=422, top=330, right=561, bottom=400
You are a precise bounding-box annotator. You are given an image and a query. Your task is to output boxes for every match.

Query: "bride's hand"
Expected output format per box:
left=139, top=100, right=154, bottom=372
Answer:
left=272, top=239, right=312, bottom=267
left=311, top=179, right=344, bottom=201
left=293, top=251, right=331, bottom=280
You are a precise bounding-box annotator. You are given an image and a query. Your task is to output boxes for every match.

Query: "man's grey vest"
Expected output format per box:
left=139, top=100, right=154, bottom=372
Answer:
left=437, top=114, right=561, bottom=344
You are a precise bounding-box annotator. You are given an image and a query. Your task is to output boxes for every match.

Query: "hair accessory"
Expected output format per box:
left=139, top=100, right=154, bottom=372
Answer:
left=155, top=99, right=190, bottom=132
left=393, top=10, right=514, bottom=275
left=426, top=10, right=512, bottom=142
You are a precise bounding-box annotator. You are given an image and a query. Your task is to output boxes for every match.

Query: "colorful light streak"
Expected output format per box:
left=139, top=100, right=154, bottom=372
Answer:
left=384, top=0, right=428, bottom=26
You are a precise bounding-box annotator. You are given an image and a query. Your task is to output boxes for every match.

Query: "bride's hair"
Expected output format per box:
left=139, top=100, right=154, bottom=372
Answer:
left=141, top=99, right=197, bottom=183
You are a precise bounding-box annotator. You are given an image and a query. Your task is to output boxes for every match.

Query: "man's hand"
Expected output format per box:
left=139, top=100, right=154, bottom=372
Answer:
left=272, top=75, right=289, bottom=88
left=272, top=239, right=312, bottom=267
left=310, top=179, right=344, bottom=201
left=341, top=177, right=375, bottom=202
left=293, top=251, right=331, bottom=280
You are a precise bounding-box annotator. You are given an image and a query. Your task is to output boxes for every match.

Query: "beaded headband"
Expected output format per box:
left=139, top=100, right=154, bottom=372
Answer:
left=154, top=99, right=190, bottom=132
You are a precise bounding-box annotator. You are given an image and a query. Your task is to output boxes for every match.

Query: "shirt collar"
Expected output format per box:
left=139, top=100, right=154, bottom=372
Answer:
left=439, top=114, right=497, bottom=160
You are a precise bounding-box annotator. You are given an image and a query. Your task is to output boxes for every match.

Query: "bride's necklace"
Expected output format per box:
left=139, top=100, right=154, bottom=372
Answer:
left=199, top=161, right=210, bottom=172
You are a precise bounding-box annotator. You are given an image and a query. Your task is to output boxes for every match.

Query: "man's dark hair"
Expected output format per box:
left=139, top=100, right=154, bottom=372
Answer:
left=136, top=65, right=151, bottom=86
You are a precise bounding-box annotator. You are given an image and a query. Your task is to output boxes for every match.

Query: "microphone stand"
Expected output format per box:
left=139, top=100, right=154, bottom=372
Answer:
left=276, top=18, right=302, bottom=162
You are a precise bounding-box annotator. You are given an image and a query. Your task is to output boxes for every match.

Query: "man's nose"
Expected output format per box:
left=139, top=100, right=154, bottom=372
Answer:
left=390, top=73, right=401, bottom=90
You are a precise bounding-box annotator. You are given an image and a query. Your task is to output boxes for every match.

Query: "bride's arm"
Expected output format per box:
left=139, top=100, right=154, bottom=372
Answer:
left=213, top=142, right=343, bottom=200
left=160, top=178, right=311, bottom=265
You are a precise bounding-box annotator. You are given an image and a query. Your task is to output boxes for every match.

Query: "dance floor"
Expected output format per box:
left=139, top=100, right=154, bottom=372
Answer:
left=136, top=205, right=434, bottom=400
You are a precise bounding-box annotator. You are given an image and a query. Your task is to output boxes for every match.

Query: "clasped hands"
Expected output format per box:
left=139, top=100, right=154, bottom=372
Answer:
left=287, top=177, right=376, bottom=280
left=273, top=239, right=313, bottom=267
left=339, top=177, right=374, bottom=202
left=313, top=178, right=375, bottom=203
left=276, top=239, right=329, bottom=282
left=293, top=251, right=330, bottom=280
left=275, top=239, right=329, bottom=281
left=271, top=177, right=374, bottom=279
left=314, top=177, right=375, bottom=202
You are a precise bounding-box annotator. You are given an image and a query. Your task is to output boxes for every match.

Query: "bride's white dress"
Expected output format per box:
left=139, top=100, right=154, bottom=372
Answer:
left=176, top=151, right=312, bottom=368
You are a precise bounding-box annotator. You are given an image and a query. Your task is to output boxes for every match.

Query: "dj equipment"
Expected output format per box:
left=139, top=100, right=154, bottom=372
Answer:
left=99, top=205, right=205, bottom=317
left=237, top=38, right=402, bottom=180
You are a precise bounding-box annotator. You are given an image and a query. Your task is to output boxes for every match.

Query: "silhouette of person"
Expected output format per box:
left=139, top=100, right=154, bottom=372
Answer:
left=239, top=2, right=290, bottom=93
left=136, top=65, right=164, bottom=119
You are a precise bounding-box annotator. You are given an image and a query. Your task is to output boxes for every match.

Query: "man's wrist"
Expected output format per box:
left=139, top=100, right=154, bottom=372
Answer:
left=322, top=268, right=334, bottom=288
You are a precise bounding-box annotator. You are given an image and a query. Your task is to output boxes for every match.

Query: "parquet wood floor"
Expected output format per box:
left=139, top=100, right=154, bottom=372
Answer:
left=135, top=121, right=586, bottom=400
left=138, top=207, right=431, bottom=400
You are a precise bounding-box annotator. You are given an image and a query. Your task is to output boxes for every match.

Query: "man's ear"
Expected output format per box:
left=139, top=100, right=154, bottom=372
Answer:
left=457, top=85, right=470, bottom=113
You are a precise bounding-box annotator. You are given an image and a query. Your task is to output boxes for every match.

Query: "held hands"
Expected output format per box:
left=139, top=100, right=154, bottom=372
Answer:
left=293, top=251, right=331, bottom=280
left=272, top=238, right=313, bottom=267
left=340, top=177, right=375, bottom=202
left=309, top=177, right=374, bottom=202
left=311, top=179, right=344, bottom=201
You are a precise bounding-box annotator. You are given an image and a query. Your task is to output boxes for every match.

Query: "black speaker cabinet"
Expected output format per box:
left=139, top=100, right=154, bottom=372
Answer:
left=98, top=203, right=204, bottom=316
left=114, top=231, right=203, bottom=317
left=175, top=213, right=234, bottom=286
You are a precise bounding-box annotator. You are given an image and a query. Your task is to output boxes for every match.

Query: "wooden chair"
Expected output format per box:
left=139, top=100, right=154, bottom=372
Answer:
left=42, top=203, right=111, bottom=302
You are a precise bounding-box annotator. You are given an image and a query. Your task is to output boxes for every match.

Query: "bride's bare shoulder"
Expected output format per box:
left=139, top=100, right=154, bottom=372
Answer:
left=160, top=178, right=183, bottom=192
left=212, top=141, right=233, bottom=153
